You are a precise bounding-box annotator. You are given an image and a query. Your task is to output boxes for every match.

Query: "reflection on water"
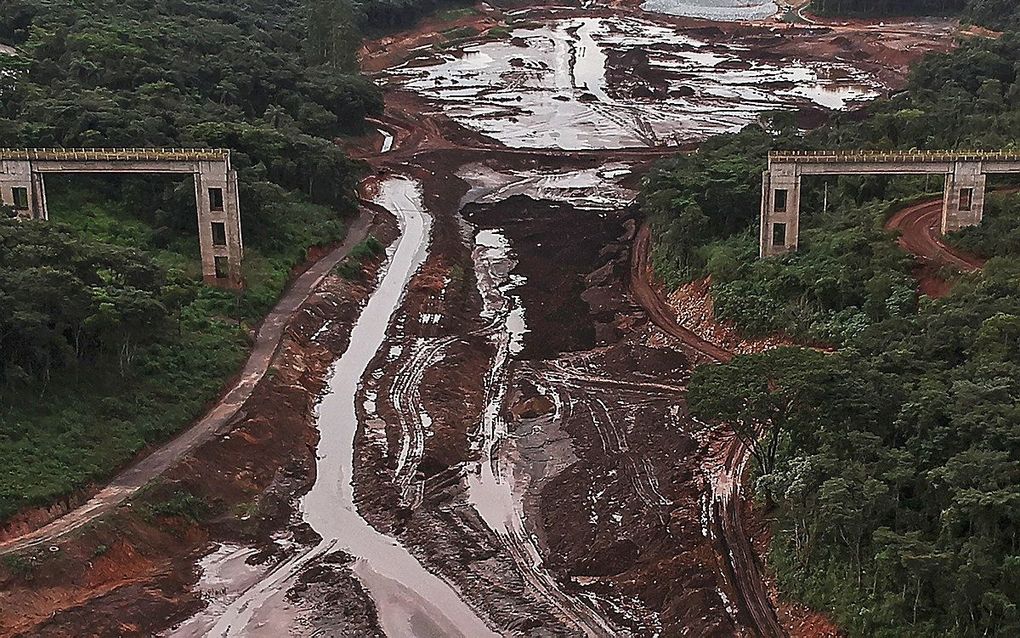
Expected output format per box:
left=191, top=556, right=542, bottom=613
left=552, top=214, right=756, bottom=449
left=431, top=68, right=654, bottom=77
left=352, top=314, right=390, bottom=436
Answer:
left=182, top=177, right=496, bottom=638
left=642, top=0, right=778, bottom=21
left=391, top=15, right=881, bottom=149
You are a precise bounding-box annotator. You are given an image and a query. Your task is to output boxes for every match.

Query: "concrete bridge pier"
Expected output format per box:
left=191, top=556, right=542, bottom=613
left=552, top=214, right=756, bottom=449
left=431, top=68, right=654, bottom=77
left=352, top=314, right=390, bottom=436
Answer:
left=758, top=151, right=1020, bottom=259
left=942, top=161, right=985, bottom=234
left=759, top=164, right=801, bottom=257
left=195, top=161, right=244, bottom=287
left=0, top=159, right=47, bottom=220
left=2, top=148, right=245, bottom=288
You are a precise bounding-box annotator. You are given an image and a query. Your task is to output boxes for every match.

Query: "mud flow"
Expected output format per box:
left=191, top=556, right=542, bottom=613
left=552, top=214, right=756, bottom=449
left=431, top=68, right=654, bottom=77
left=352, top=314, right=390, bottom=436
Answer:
left=19, top=4, right=956, bottom=638
left=390, top=14, right=883, bottom=148
left=642, top=0, right=779, bottom=21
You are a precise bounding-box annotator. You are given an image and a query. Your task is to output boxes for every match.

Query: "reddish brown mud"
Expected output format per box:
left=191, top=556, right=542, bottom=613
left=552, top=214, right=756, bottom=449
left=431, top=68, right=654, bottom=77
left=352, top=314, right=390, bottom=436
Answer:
left=0, top=214, right=399, bottom=638
left=0, top=1, right=968, bottom=635
left=885, top=196, right=985, bottom=297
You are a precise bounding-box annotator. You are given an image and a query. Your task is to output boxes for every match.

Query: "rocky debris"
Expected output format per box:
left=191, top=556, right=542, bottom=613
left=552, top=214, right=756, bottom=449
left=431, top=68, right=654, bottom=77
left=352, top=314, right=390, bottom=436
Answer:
left=510, top=394, right=555, bottom=419
left=667, top=276, right=793, bottom=355
left=289, top=551, right=385, bottom=637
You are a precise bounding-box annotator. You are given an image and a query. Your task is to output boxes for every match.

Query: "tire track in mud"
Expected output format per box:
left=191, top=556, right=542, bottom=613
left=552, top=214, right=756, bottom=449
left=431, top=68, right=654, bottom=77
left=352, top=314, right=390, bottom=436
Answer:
left=0, top=209, right=377, bottom=558
left=464, top=228, right=629, bottom=637
left=388, top=334, right=458, bottom=508
left=363, top=219, right=633, bottom=636
left=199, top=175, right=498, bottom=638
left=627, top=192, right=997, bottom=637
left=526, top=357, right=682, bottom=514
left=630, top=221, right=786, bottom=638
left=512, top=352, right=686, bottom=636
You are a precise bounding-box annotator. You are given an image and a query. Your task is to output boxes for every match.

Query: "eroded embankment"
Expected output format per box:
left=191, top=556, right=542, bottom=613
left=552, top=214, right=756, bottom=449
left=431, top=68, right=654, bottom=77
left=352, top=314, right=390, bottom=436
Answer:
left=347, top=170, right=773, bottom=634
left=180, top=176, right=499, bottom=638
left=474, top=195, right=753, bottom=635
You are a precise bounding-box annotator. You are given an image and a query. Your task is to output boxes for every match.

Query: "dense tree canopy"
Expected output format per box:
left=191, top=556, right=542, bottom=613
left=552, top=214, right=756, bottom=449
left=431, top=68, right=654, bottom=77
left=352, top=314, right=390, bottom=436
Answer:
left=810, top=0, right=1020, bottom=26
left=644, top=32, right=1020, bottom=342
left=0, top=216, right=168, bottom=383
left=811, top=0, right=966, bottom=17
left=691, top=262, right=1020, bottom=636
left=0, top=0, right=386, bottom=387
left=647, top=22, right=1020, bottom=638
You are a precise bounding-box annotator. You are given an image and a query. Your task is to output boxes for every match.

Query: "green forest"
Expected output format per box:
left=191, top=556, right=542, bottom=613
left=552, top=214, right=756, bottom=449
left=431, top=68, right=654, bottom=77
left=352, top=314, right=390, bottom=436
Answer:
left=811, top=0, right=966, bottom=18
left=643, top=7, right=1020, bottom=636
left=0, top=0, right=386, bottom=520
left=811, top=0, right=1020, bottom=28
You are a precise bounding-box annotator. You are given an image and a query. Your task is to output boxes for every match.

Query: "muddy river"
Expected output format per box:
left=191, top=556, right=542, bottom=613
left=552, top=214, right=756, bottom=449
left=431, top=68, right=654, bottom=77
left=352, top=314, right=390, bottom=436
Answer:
left=171, top=178, right=494, bottom=637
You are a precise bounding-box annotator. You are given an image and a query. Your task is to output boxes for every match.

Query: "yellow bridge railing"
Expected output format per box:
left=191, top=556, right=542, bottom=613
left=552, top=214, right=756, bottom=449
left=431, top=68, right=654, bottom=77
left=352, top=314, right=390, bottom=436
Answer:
left=0, top=148, right=230, bottom=162
left=770, top=150, right=1020, bottom=163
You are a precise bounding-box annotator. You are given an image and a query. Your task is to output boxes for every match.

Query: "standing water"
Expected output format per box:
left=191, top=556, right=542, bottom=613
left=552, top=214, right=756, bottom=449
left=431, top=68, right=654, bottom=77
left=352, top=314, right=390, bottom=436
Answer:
left=378, top=128, right=395, bottom=153
left=641, top=0, right=778, bottom=21
left=185, top=176, right=496, bottom=638
left=466, top=225, right=618, bottom=636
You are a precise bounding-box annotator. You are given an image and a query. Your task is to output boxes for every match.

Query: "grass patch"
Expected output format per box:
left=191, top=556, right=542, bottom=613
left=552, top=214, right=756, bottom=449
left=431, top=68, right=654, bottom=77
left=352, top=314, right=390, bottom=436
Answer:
left=1, top=554, right=35, bottom=579
left=142, top=490, right=210, bottom=523
left=435, top=6, right=477, bottom=21
left=335, top=235, right=384, bottom=280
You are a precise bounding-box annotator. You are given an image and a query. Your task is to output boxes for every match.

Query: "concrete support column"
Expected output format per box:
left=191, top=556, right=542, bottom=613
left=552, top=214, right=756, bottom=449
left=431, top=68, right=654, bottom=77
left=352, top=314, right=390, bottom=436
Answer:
left=195, top=161, right=244, bottom=288
left=942, top=161, right=986, bottom=234
left=760, top=166, right=801, bottom=257
left=30, top=171, right=48, bottom=220
left=0, top=159, right=45, bottom=220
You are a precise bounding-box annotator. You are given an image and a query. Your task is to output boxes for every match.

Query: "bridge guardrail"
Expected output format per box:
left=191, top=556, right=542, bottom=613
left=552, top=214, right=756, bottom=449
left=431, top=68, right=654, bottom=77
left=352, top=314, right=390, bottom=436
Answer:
left=0, top=148, right=230, bottom=162
left=769, top=150, right=1020, bottom=163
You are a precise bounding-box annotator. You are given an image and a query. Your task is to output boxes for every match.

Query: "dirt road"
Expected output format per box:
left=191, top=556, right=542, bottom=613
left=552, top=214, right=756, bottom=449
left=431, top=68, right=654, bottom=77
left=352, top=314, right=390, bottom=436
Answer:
left=627, top=192, right=995, bottom=637
left=886, top=197, right=984, bottom=271
left=629, top=224, right=733, bottom=364
left=629, top=221, right=786, bottom=637
left=0, top=3, right=964, bottom=633
left=0, top=210, right=375, bottom=557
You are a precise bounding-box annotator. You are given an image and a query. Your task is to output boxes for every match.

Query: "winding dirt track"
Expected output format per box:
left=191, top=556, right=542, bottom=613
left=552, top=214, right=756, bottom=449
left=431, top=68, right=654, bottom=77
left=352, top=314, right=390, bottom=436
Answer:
left=0, top=209, right=375, bottom=557
left=630, top=222, right=785, bottom=637
left=885, top=197, right=984, bottom=271
left=630, top=195, right=991, bottom=638
left=630, top=224, right=733, bottom=364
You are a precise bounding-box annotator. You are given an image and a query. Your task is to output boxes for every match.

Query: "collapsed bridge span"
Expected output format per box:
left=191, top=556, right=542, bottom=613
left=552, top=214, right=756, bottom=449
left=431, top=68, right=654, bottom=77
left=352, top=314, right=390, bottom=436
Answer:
left=760, top=150, right=1020, bottom=258
left=0, top=147, right=243, bottom=286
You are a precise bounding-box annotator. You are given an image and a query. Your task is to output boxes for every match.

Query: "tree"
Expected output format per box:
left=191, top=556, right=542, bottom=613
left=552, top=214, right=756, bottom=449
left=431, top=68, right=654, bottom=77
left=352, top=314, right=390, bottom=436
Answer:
left=689, top=348, right=863, bottom=481
left=305, top=0, right=360, bottom=72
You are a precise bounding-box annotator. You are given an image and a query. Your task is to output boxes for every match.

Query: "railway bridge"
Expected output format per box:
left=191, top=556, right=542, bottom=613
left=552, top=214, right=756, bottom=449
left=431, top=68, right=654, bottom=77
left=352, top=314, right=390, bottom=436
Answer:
left=0, top=148, right=243, bottom=287
left=760, top=150, right=1020, bottom=258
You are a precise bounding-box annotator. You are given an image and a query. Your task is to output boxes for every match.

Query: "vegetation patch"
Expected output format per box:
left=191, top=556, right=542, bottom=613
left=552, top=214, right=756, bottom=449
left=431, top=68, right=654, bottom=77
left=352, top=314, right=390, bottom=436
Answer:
left=142, top=489, right=211, bottom=523
left=335, top=235, right=385, bottom=279
left=645, top=26, right=1020, bottom=638
left=0, top=0, right=382, bottom=522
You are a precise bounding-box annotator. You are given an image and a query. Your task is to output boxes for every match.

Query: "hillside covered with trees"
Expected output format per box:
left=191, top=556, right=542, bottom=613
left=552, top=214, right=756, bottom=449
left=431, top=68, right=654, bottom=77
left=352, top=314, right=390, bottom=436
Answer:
left=811, top=0, right=1020, bottom=28
left=0, top=0, right=383, bottom=520
left=811, top=0, right=966, bottom=18
left=643, top=17, right=1020, bottom=638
